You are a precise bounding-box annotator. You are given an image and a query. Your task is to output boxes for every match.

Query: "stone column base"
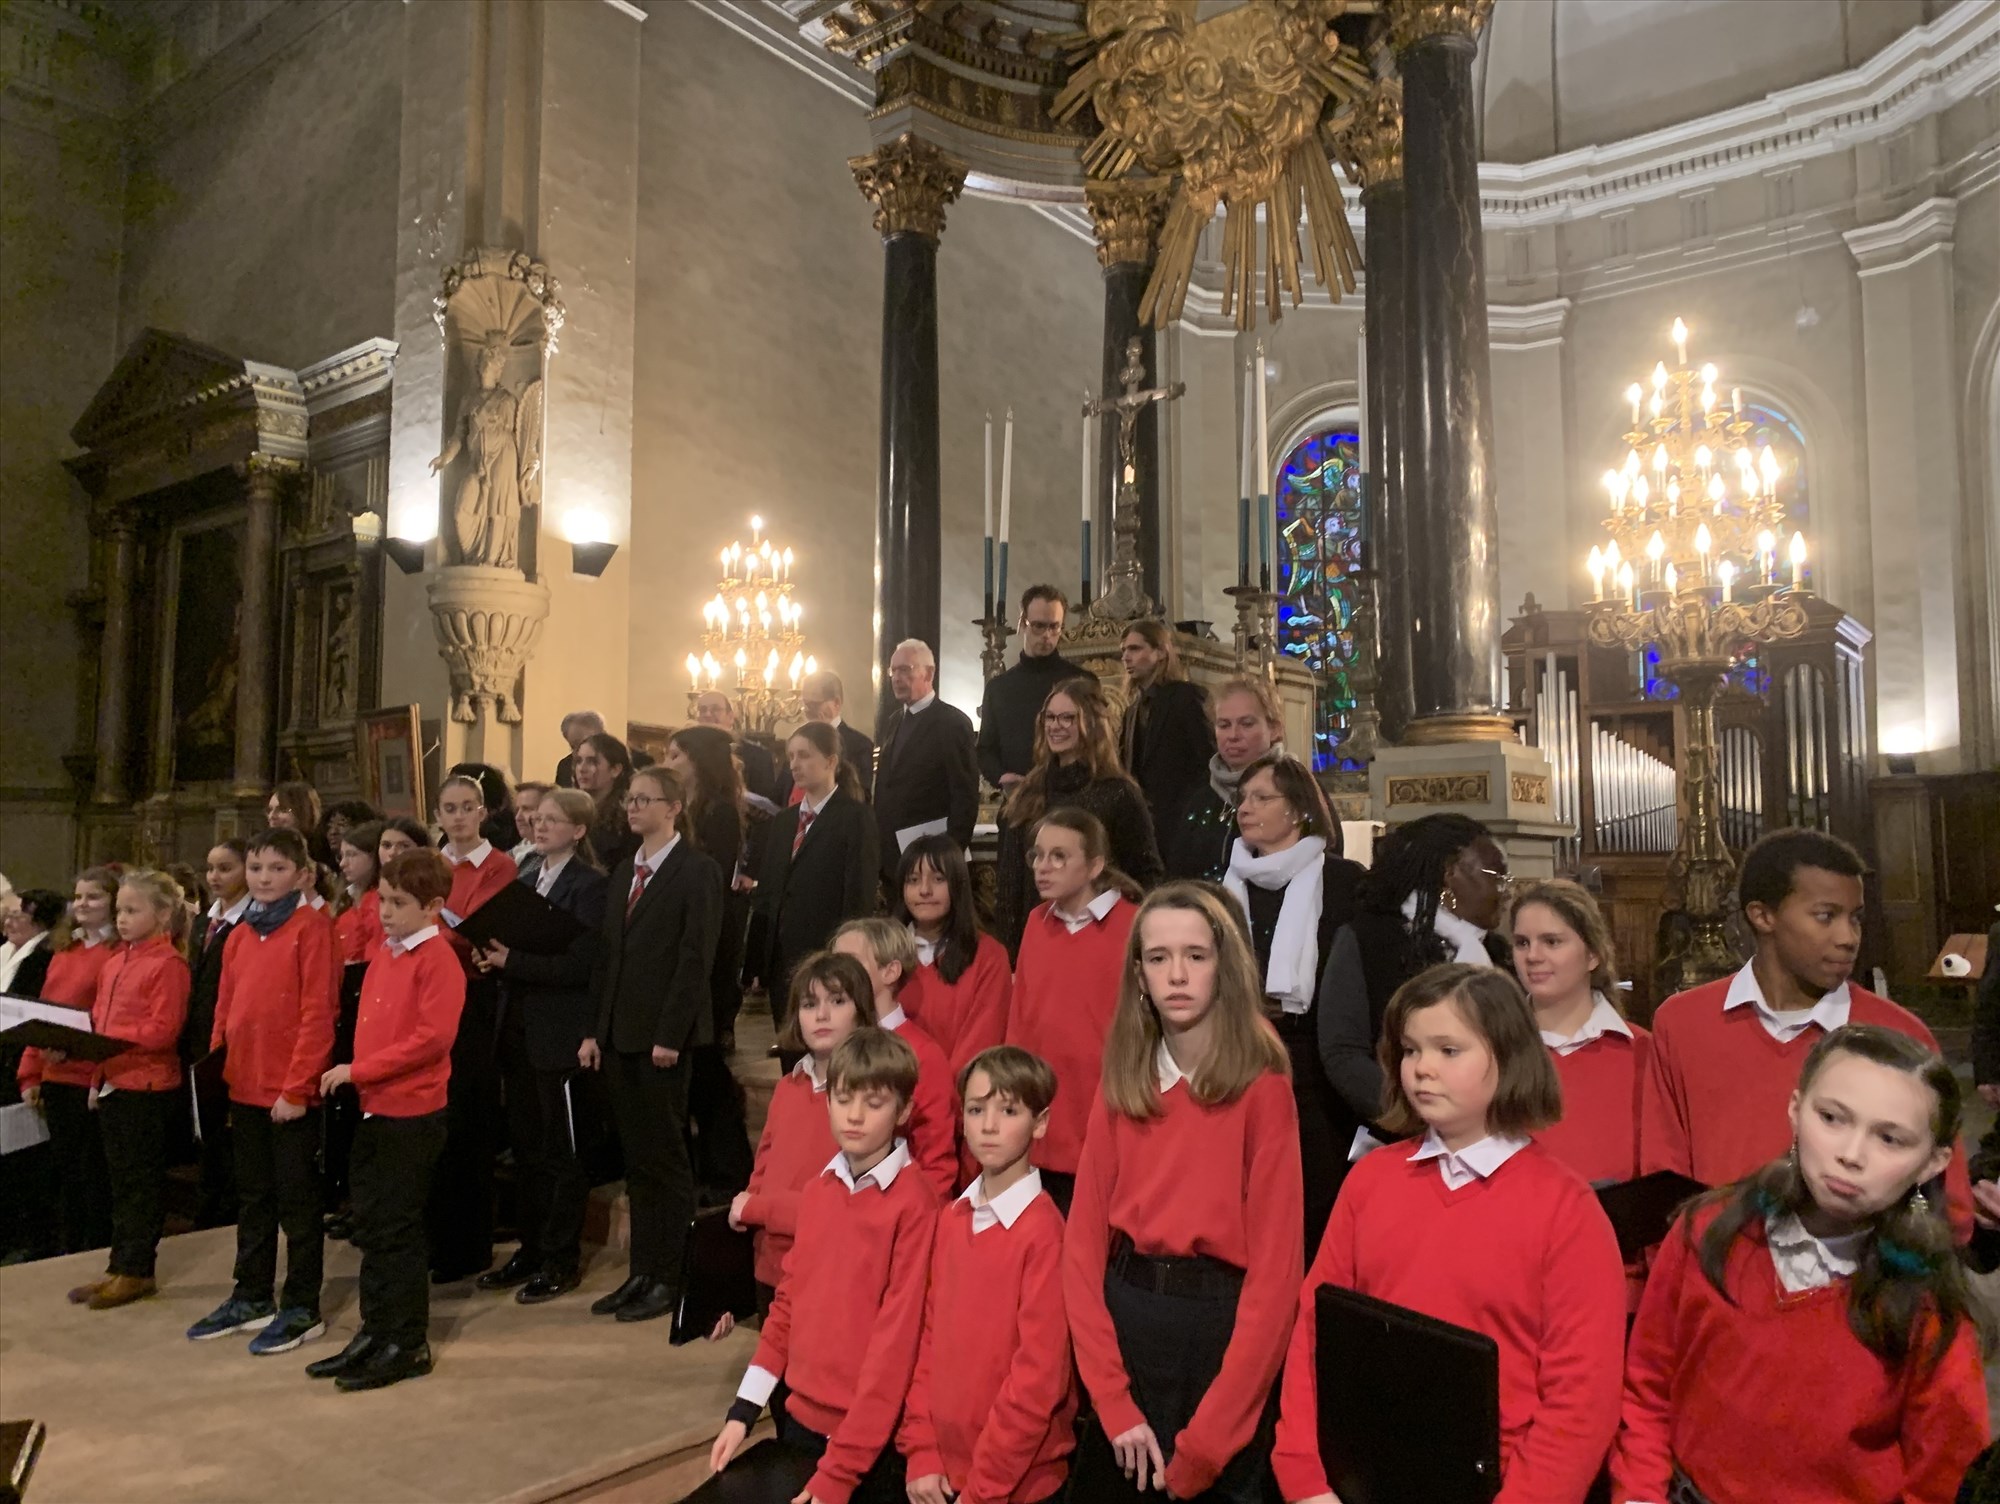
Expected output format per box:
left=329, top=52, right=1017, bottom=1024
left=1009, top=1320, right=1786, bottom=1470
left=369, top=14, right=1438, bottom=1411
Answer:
left=1369, top=738, right=1571, bottom=879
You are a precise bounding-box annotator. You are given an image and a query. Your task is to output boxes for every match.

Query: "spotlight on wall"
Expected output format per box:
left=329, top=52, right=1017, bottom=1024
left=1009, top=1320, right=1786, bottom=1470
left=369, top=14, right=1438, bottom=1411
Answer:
left=382, top=537, right=428, bottom=575
left=564, top=508, right=618, bottom=578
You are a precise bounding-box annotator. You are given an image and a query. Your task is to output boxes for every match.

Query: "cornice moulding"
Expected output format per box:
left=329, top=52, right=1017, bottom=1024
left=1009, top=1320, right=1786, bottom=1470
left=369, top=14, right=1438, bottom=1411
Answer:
left=297, top=338, right=400, bottom=416
left=1486, top=297, right=1573, bottom=347
left=1842, top=194, right=1959, bottom=270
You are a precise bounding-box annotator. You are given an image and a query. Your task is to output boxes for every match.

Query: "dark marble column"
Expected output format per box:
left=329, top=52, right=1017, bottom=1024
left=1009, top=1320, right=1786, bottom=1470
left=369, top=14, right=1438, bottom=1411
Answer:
left=851, top=135, right=965, bottom=726
left=91, top=513, right=138, bottom=805
left=1087, top=184, right=1169, bottom=609
left=233, top=456, right=287, bottom=796
left=1393, top=0, right=1512, bottom=743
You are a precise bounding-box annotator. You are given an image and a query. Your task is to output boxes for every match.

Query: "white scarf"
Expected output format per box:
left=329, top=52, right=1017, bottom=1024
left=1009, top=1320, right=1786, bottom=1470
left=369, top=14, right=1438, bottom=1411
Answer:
left=1223, top=834, right=1326, bottom=1013
left=1403, top=892, right=1493, bottom=965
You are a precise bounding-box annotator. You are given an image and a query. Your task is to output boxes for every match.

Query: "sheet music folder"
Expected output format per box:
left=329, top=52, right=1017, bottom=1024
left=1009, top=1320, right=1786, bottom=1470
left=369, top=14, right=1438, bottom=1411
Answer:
left=1314, top=1285, right=1501, bottom=1504
left=674, top=1438, right=815, bottom=1503
left=0, top=995, right=129, bottom=1064
left=449, top=883, right=585, bottom=957
left=672, top=1206, right=758, bottom=1346
left=1595, top=1170, right=1707, bottom=1262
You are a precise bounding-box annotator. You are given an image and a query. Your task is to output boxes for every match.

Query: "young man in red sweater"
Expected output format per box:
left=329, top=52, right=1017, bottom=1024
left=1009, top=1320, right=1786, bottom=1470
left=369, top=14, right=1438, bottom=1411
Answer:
left=1639, top=828, right=1985, bottom=1236
left=305, top=849, right=466, bottom=1392
left=900, top=1046, right=1075, bottom=1504
left=709, top=1028, right=940, bottom=1504
left=187, top=827, right=340, bottom=1355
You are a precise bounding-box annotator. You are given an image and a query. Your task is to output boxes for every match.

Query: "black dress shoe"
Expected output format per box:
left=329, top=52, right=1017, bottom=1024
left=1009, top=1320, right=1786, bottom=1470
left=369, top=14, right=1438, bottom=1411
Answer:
left=590, top=1273, right=649, bottom=1316
left=614, top=1277, right=679, bottom=1324
left=516, top=1268, right=581, bottom=1305
left=475, top=1251, right=538, bottom=1291
left=306, top=1332, right=377, bottom=1380
left=335, top=1340, right=434, bottom=1392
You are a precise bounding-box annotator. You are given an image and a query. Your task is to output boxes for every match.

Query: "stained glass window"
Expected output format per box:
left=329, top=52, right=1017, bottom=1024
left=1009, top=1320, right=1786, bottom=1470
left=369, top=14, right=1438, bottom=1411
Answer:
left=1274, top=427, right=1365, bottom=770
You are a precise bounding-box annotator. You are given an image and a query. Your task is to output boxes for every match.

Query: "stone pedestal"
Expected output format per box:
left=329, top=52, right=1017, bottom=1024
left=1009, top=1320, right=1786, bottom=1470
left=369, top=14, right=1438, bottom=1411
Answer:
left=426, top=566, right=552, bottom=767
left=1370, top=737, right=1568, bottom=878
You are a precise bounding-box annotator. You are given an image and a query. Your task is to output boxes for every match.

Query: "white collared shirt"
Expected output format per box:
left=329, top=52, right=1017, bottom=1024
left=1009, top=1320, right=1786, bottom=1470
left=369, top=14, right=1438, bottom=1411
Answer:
left=909, top=926, right=938, bottom=967
left=959, top=1167, right=1044, bottom=1234
left=904, top=691, right=937, bottom=715
left=445, top=839, right=494, bottom=869
left=791, top=1053, right=829, bottom=1093
left=628, top=834, right=681, bottom=908
left=1540, top=993, right=1636, bottom=1055
left=306, top=892, right=327, bottom=911
left=0, top=930, right=47, bottom=992
left=797, top=788, right=834, bottom=821
left=387, top=924, right=440, bottom=957
left=79, top=926, right=112, bottom=949
left=1722, top=960, right=1851, bottom=1045
left=1405, top=893, right=1493, bottom=965
left=826, top=1138, right=912, bottom=1193
left=510, top=837, right=536, bottom=864
left=534, top=852, right=571, bottom=897
left=1409, top=1129, right=1531, bottom=1191
left=1766, top=1211, right=1865, bottom=1293
left=878, top=1003, right=909, bottom=1032
left=1155, top=1038, right=1189, bottom=1094
left=207, top=893, right=252, bottom=927
left=1053, top=887, right=1120, bottom=935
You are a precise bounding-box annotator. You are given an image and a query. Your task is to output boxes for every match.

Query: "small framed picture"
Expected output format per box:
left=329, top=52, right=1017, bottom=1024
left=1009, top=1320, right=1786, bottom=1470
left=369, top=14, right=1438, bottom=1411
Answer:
left=358, top=706, right=425, bottom=819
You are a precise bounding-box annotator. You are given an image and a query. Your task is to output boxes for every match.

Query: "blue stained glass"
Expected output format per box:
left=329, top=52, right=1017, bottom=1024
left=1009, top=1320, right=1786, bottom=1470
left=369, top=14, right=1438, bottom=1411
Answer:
left=1275, top=429, right=1365, bottom=770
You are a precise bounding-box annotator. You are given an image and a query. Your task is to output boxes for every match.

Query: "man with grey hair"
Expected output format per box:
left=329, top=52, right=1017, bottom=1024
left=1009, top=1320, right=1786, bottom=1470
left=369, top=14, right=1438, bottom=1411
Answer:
left=872, top=639, right=977, bottom=883
left=555, top=710, right=605, bottom=788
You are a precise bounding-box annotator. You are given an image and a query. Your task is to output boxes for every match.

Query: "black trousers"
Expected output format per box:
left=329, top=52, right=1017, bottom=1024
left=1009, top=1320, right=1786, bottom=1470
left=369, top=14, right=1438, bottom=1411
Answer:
left=500, top=1011, right=589, bottom=1272
left=603, top=1049, right=693, bottom=1280
left=321, top=963, right=365, bottom=1213
left=1040, top=1169, right=1077, bottom=1219
left=40, top=1081, right=113, bottom=1253
left=231, top=1105, right=324, bottom=1311
left=1276, top=1012, right=1346, bottom=1266
left=1069, top=1261, right=1279, bottom=1504
left=426, top=976, right=497, bottom=1276
left=686, top=1043, right=752, bottom=1198
left=192, top=1072, right=237, bottom=1229
left=779, top=1410, right=907, bottom=1504
left=98, top=1088, right=175, bottom=1279
left=353, top=1111, right=448, bottom=1348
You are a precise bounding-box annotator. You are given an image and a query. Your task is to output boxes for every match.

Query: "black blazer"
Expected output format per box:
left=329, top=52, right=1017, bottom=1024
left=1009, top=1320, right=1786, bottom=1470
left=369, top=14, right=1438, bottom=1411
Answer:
left=500, top=856, right=609, bottom=1071
left=9, top=942, right=53, bottom=1002
left=1122, top=678, right=1215, bottom=839
left=753, top=790, right=880, bottom=995
left=873, top=698, right=980, bottom=880
left=590, top=841, right=723, bottom=1055
left=775, top=723, right=877, bottom=805
left=736, top=739, right=780, bottom=803
left=179, top=914, right=239, bottom=1062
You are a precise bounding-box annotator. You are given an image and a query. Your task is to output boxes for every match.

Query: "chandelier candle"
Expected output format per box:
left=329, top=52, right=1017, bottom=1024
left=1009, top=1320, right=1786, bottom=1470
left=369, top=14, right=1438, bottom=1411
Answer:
left=688, top=514, right=817, bottom=734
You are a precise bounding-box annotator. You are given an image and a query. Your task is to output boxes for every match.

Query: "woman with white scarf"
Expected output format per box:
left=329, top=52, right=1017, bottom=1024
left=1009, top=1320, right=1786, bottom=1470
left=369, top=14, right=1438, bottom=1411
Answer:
left=1221, top=754, right=1366, bottom=1263
left=1166, top=674, right=1288, bottom=882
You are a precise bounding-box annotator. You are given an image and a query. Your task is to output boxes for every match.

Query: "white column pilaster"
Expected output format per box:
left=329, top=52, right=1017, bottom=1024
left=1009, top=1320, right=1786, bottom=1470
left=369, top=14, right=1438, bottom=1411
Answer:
left=1487, top=297, right=1574, bottom=618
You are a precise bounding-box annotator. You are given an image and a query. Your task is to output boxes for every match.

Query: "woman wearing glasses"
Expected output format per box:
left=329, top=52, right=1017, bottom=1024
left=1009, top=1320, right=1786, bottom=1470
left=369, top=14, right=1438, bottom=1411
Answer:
left=993, top=677, right=1163, bottom=957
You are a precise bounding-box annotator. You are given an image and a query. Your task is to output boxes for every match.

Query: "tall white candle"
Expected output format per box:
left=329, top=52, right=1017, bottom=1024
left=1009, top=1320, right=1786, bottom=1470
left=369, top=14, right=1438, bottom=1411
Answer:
left=998, top=408, right=1014, bottom=547
left=1080, top=393, right=1093, bottom=524
left=1255, top=345, right=1270, bottom=499
left=1240, top=360, right=1256, bottom=498
left=983, top=412, right=993, bottom=541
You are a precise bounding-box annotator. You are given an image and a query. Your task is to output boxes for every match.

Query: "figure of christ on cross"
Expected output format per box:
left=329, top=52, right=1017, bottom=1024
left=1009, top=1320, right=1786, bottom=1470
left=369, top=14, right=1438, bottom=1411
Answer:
left=1084, top=335, right=1185, bottom=621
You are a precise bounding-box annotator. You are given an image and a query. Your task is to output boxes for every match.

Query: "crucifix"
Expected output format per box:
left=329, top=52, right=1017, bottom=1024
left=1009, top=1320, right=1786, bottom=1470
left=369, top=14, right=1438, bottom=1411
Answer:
left=1085, top=335, right=1185, bottom=622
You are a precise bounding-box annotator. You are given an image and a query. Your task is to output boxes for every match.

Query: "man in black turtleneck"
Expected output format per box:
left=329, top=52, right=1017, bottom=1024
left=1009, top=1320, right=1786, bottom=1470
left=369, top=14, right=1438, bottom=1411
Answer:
left=976, top=584, right=1086, bottom=790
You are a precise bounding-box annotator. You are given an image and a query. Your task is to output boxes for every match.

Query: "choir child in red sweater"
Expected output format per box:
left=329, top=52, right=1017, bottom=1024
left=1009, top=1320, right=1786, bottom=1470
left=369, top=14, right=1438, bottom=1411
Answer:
left=306, top=849, right=466, bottom=1392
left=332, top=820, right=383, bottom=966
left=19, top=865, right=120, bottom=1257
left=1613, top=1024, right=1992, bottom=1503
left=1509, top=879, right=1649, bottom=1186
left=901, top=1045, right=1076, bottom=1504
left=1272, top=963, right=1626, bottom=1504
left=1004, top=808, right=1139, bottom=1214
left=1064, top=882, right=1301, bottom=1503
left=1639, top=829, right=1983, bottom=1237
left=729, top=949, right=878, bottom=1308
left=833, top=917, right=958, bottom=1196
left=73, top=870, right=192, bottom=1310
left=186, top=827, right=340, bottom=1353
left=896, top=835, right=1011, bottom=1078
left=322, top=819, right=384, bottom=1240
left=710, top=1028, right=940, bottom=1504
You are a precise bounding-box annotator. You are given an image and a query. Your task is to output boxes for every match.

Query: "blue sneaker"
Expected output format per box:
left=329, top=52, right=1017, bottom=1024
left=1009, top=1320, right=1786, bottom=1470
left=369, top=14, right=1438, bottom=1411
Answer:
left=248, top=1307, right=326, bottom=1356
left=187, top=1298, right=275, bottom=1341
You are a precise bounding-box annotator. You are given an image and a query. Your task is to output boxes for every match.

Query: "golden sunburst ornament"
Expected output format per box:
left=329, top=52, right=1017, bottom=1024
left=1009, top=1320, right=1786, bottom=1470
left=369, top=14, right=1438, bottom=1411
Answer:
left=1055, top=0, right=1373, bottom=330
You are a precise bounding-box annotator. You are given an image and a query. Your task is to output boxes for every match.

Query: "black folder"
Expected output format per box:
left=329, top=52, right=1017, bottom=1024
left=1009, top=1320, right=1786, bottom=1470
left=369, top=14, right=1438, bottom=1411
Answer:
left=1315, top=1285, right=1501, bottom=1504
left=0, top=1418, right=45, bottom=1504
left=0, top=1019, right=130, bottom=1064
left=1595, top=1170, right=1707, bottom=1262
left=449, top=882, right=585, bottom=957
left=672, top=1207, right=758, bottom=1346
left=675, top=1439, right=815, bottom=1503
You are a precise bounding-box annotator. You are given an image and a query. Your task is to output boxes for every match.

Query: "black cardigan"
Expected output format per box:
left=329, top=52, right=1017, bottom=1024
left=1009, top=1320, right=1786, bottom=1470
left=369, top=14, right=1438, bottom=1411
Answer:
left=993, top=762, right=1163, bottom=955
left=1121, top=678, right=1215, bottom=841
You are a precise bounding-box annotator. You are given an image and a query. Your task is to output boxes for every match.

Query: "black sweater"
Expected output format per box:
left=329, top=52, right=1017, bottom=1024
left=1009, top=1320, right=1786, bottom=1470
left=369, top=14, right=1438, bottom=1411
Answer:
left=976, top=651, right=1088, bottom=786
left=994, top=761, right=1164, bottom=956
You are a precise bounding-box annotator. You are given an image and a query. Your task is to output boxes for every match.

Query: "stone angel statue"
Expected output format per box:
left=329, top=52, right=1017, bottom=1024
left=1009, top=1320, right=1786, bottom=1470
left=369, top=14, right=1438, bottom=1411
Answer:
left=431, top=333, right=544, bottom=571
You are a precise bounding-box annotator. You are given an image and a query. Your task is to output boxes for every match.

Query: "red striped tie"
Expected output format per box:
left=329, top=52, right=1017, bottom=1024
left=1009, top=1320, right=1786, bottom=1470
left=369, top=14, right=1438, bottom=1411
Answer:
left=792, top=806, right=817, bottom=856
left=625, top=864, right=651, bottom=922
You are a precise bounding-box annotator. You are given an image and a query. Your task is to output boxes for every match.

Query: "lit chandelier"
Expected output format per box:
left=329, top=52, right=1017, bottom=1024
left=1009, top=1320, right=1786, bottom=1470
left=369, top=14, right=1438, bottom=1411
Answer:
left=685, top=514, right=816, bottom=735
left=1583, top=318, right=1812, bottom=989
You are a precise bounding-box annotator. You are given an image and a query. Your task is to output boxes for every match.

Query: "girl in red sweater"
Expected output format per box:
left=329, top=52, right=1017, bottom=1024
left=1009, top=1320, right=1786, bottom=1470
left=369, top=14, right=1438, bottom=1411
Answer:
left=1509, top=879, right=1649, bottom=1186
left=322, top=819, right=384, bottom=1242
left=1613, top=1024, right=1991, bottom=1504
left=75, top=869, right=192, bottom=1310
left=833, top=918, right=961, bottom=1198
left=896, top=834, right=1011, bottom=1079
left=1004, top=808, right=1139, bottom=1214
left=333, top=820, right=383, bottom=965
left=1064, top=882, right=1301, bottom=1503
left=1273, top=963, right=1626, bottom=1504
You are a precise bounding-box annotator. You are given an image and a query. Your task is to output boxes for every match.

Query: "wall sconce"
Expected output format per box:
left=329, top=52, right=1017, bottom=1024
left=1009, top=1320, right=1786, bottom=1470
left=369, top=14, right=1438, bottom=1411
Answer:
left=564, top=508, right=617, bottom=578
left=571, top=540, right=618, bottom=577
left=383, top=537, right=427, bottom=575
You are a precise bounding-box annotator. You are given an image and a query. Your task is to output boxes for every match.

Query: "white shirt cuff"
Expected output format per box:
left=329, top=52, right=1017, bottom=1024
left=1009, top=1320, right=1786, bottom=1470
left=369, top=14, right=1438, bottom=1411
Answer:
left=736, top=1364, right=779, bottom=1406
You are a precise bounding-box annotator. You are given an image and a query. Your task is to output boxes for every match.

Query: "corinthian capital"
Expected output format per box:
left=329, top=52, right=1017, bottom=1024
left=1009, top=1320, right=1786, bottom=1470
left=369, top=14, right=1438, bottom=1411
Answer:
left=1085, top=180, right=1171, bottom=269
left=848, top=134, right=968, bottom=243
left=1329, top=78, right=1404, bottom=191
left=1386, top=0, right=1494, bottom=54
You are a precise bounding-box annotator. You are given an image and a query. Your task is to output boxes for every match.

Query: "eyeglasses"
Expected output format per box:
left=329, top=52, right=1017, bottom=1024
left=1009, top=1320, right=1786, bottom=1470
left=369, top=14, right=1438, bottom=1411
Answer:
left=621, top=794, right=664, bottom=810
left=1021, top=618, right=1063, bottom=635
left=1041, top=712, right=1079, bottom=729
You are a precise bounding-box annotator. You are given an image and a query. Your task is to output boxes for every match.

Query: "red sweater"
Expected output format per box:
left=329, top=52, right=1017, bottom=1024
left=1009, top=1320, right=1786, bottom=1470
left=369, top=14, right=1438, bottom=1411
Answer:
left=752, top=1159, right=940, bottom=1504
left=740, top=1068, right=837, bottom=1287
left=348, top=934, right=466, bottom=1117
left=17, top=938, right=117, bottom=1091
left=1540, top=1026, right=1650, bottom=1185
left=885, top=1007, right=960, bottom=1196
left=900, top=1187, right=1075, bottom=1503
left=1004, top=898, right=1135, bottom=1174
left=333, top=890, right=382, bottom=965
left=1064, top=1070, right=1302, bottom=1498
left=212, top=906, right=340, bottom=1108
left=903, top=934, right=1011, bottom=1078
left=1613, top=1206, right=1988, bottom=1504
left=1273, top=1139, right=1626, bottom=1504
left=1640, top=975, right=1975, bottom=1239
left=91, top=935, right=190, bottom=1094
left=445, top=845, right=517, bottom=923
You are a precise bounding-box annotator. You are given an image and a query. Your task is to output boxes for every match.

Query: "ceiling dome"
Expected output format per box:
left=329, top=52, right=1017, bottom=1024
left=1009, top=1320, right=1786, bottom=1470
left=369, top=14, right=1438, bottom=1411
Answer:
left=1478, top=0, right=1957, bottom=164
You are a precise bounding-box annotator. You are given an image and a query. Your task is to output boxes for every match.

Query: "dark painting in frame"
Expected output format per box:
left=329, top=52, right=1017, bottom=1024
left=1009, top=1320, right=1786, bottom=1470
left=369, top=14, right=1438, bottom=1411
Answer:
left=358, top=705, right=425, bottom=820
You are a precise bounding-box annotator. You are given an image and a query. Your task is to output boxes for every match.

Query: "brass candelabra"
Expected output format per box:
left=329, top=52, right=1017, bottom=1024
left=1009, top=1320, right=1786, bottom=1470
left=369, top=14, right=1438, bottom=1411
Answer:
left=685, top=515, right=817, bottom=736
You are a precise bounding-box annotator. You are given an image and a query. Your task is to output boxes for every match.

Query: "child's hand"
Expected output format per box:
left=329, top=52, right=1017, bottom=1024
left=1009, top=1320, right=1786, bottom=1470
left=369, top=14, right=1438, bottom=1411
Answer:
left=44, top=1048, right=68, bottom=1066
left=578, top=1039, right=601, bottom=1070
left=708, top=1420, right=748, bottom=1473
left=906, top=1474, right=955, bottom=1503
left=320, top=1063, right=353, bottom=1095
left=728, top=1190, right=752, bottom=1231
left=789, top=1491, right=826, bottom=1504
left=707, top=1312, right=735, bottom=1341
left=271, top=1097, right=306, bottom=1123
left=87, top=1084, right=100, bottom=1111
left=21, top=1085, right=39, bottom=1109
left=1110, top=1422, right=1166, bottom=1493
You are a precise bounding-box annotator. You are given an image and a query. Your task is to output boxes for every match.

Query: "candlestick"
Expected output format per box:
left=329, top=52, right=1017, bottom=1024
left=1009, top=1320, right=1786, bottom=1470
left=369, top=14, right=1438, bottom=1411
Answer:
left=1672, top=317, right=1688, bottom=366
left=1626, top=383, right=1642, bottom=425
left=1588, top=545, right=1606, bottom=600
left=1356, top=330, right=1369, bottom=473
left=1080, top=395, right=1093, bottom=525
left=995, top=540, right=1010, bottom=623
left=998, top=408, right=1014, bottom=553
left=1731, top=386, right=1743, bottom=418
left=1255, top=342, right=1271, bottom=590
left=983, top=412, right=994, bottom=618
left=1788, top=530, right=1806, bottom=587
left=1718, top=560, right=1736, bottom=602
left=1238, top=359, right=1255, bottom=586
left=1080, top=519, right=1093, bottom=604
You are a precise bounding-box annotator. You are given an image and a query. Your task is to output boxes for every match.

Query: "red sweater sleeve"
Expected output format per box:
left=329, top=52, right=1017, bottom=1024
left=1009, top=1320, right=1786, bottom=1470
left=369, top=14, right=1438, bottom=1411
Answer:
left=739, top=1092, right=805, bottom=1236
left=1166, top=1077, right=1305, bottom=1498
left=809, top=1194, right=936, bottom=1504
left=966, top=1213, right=1074, bottom=1503
left=210, top=926, right=244, bottom=1053
left=1901, top=1317, right=1991, bottom=1504
left=956, top=946, right=1011, bottom=1074
left=1610, top=1216, right=1690, bottom=1501
left=1637, top=1011, right=1692, bottom=1178
left=897, top=1218, right=948, bottom=1481
left=1272, top=1181, right=1360, bottom=1500
left=1062, top=1095, right=1140, bottom=1439
left=907, top=1036, right=960, bottom=1198
left=278, top=915, right=341, bottom=1104
left=348, top=954, right=458, bottom=1089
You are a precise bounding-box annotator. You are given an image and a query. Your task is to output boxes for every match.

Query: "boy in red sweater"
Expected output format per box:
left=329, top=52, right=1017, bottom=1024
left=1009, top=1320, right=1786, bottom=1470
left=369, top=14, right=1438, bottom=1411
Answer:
left=305, top=849, right=466, bottom=1392
left=187, top=827, right=340, bottom=1355
left=710, top=1028, right=940, bottom=1504
left=833, top=918, right=959, bottom=1196
left=900, top=1046, right=1074, bottom=1504
left=1640, top=829, right=1984, bottom=1236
